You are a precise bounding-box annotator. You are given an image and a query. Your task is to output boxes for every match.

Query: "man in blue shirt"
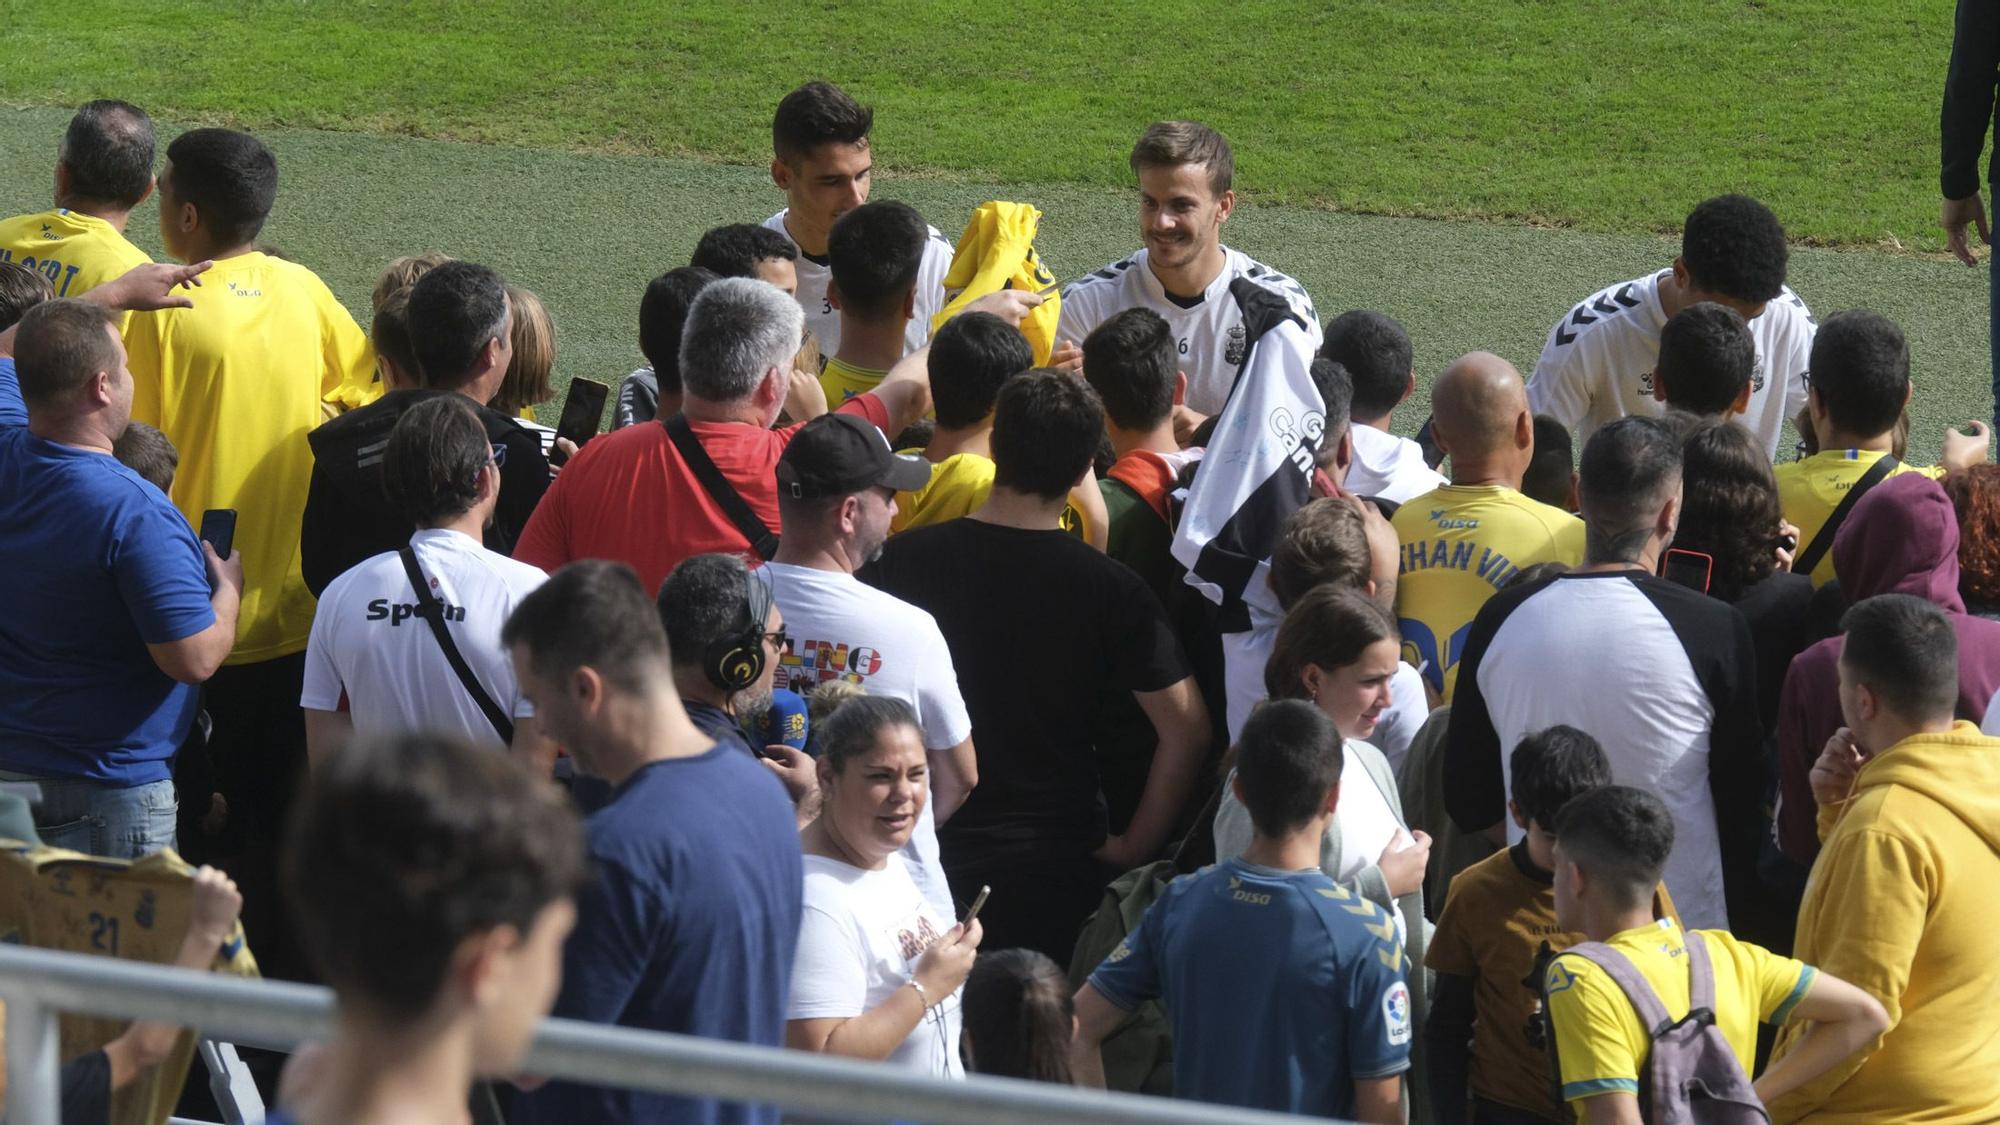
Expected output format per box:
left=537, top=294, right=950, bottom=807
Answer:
left=1073, top=699, right=1412, bottom=1123
left=504, top=561, right=803, bottom=1125
left=0, top=298, right=241, bottom=857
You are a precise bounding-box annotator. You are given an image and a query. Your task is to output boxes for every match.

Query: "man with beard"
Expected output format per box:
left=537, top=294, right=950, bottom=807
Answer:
left=758, top=412, right=977, bottom=918
left=1053, top=120, right=1318, bottom=429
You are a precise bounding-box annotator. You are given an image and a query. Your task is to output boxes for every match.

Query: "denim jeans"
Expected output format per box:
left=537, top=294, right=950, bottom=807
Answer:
left=0, top=772, right=177, bottom=859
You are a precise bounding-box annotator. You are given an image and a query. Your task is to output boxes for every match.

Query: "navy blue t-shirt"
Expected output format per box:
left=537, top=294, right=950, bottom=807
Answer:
left=512, top=743, right=803, bottom=1125
left=1089, top=858, right=1413, bottom=1118
left=0, top=428, right=211, bottom=784
left=0, top=358, right=25, bottom=428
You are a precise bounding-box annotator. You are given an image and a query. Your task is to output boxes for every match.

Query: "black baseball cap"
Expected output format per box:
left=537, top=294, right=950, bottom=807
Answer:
left=776, top=413, right=932, bottom=499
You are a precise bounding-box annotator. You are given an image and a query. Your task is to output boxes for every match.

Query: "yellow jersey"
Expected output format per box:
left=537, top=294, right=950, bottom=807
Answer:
left=1544, top=919, right=1814, bottom=1119
left=125, top=252, right=376, bottom=664
left=1774, top=450, right=1942, bottom=586
left=893, top=452, right=995, bottom=534
left=1391, top=484, right=1585, bottom=700
left=819, top=355, right=888, bottom=406
left=0, top=208, right=150, bottom=299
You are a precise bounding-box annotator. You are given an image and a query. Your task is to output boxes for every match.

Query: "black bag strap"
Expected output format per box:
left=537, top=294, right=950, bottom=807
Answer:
left=399, top=545, right=515, bottom=745
left=662, top=415, right=779, bottom=561
left=1793, top=455, right=1898, bottom=576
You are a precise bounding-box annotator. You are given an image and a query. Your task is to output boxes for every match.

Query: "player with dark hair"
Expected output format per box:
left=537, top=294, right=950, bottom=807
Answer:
left=1056, top=120, right=1317, bottom=425
left=1322, top=310, right=1443, bottom=502
left=1529, top=194, right=1814, bottom=459
left=762, top=81, right=951, bottom=356
left=820, top=200, right=933, bottom=402
left=0, top=100, right=156, bottom=302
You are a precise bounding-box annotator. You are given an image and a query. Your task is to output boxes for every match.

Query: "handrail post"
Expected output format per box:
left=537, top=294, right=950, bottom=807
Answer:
left=5, top=991, right=62, bottom=1125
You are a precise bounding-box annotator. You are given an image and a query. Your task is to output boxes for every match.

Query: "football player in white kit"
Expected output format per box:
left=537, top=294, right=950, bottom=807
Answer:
left=762, top=81, right=951, bottom=359
left=1528, top=194, right=1815, bottom=460
left=1054, top=121, right=1318, bottom=429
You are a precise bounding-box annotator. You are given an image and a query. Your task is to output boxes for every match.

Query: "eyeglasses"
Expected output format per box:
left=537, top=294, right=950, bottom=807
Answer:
left=763, top=628, right=790, bottom=650
left=489, top=443, right=508, bottom=468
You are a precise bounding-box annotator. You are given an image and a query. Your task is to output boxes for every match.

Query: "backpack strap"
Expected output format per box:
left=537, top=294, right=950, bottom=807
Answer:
left=1793, top=455, right=1898, bottom=576
left=1563, top=940, right=1676, bottom=1037
left=662, top=415, right=779, bottom=561
left=1681, top=930, right=1719, bottom=1017
left=399, top=545, right=516, bottom=746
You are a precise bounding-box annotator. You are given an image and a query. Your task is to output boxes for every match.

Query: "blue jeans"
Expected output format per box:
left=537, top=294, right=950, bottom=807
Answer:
left=0, top=773, right=177, bottom=859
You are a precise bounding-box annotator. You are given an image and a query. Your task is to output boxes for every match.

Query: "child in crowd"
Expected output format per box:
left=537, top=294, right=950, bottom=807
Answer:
left=962, top=948, right=1076, bottom=1085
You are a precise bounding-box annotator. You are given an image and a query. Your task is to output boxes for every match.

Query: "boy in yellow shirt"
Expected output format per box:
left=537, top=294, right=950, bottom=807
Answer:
left=0, top=101, right=154, bottom=305
left=892, top=310, right=1030, bottom=531
left=123, top=128, right=374, bottom=978
left=1542, top=786, right=1885, bottom=1123
left=1775, top=310, right=1985, bottom=584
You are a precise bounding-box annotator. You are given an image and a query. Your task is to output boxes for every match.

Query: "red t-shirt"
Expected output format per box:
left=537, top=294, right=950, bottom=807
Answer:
left=513, top=395, right=889, bottom=592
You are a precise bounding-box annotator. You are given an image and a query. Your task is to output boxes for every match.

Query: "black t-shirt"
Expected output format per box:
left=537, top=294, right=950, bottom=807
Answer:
left=1728, top=570, right=1814, bottom=735
left=301, top=389, right=550, bottom=594
left=862, top=518, right=1190, bottom=865
left=59, top=1048, right=109, bottom=1125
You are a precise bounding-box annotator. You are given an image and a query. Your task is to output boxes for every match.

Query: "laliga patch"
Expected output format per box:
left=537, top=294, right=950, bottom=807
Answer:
left=1383, top=980, right=1412, bottom=1046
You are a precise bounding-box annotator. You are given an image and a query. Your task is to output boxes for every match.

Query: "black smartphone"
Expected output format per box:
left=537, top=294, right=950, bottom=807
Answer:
left=551, top=378, right=610, bottom=466
left=961, top=884, right=990, bottom=926
left=1661, top=547, right=1713, bottom=594
left=198, top=508, right=237, bottom=559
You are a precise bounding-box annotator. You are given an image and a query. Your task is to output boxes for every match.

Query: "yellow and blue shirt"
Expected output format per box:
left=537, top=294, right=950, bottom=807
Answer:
left=1774, top=450, right=1942, bottom=586
left=0, top=208, right=150, bottom=300
left=819, top=355, right=888, bottom=407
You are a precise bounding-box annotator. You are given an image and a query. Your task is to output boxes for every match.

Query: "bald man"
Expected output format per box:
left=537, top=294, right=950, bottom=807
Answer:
left=1391, top=353, right=1585, bottom=699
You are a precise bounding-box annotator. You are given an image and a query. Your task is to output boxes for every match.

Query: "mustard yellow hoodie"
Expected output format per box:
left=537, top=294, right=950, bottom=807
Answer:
left=1768, top=721, right=2000, bottom=1124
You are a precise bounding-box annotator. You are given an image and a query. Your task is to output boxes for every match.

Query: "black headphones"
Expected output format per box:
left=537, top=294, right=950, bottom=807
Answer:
left=704, top=566, right=774, bottom=693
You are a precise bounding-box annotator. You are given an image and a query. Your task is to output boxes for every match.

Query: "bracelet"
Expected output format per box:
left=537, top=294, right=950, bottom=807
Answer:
left=906, top=978, right=930, bottom=1010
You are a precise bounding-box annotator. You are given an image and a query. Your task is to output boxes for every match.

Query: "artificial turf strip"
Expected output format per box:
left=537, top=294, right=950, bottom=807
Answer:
left=0, top=0, right=1966, bottom=251
left=0, top=106, right=1987, bottom=463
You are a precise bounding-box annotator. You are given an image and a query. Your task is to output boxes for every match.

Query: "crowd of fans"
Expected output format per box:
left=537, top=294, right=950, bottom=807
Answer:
left=0, top=79, right=1997, bottom=1125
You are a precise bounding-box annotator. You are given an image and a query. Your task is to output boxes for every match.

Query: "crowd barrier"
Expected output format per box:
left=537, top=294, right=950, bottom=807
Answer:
left=0, top=942, right=1332, bottom=1125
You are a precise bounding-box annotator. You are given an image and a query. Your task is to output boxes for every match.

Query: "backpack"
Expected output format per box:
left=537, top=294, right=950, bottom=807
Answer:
left=1553, top=931, right=1770, bottom=1124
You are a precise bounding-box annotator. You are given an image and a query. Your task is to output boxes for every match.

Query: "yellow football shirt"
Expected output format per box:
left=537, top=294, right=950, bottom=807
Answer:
left=125, top=252, right=376, bottom=664
left=1544, top=919, right=1813, bottom=1118
left=1774, top=450, right=1942, bottom=586
left=892, top=452, right=995, bottom=533
left=820, top=355, right=888, bottom=406
left=0, top=208, right=150, bottom=299
left=1391, top=484, right=1585, bottom=700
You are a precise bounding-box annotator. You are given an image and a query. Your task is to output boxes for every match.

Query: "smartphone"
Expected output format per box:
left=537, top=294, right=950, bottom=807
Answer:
left=961, top=885, right=990, bottom=927
left=551, top=378, right=610, bottom=466
left=1661, top=547, right=1713, bottom=594
left=198, top=509, right=237, bottom=559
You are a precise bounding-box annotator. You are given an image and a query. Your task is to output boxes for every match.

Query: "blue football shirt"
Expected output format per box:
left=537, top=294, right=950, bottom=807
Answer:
left=1089, top=856, right=1413, bottom=1117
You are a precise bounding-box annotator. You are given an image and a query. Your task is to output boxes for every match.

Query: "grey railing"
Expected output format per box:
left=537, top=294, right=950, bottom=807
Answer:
left=0, top=942, right=1331, bottom=1125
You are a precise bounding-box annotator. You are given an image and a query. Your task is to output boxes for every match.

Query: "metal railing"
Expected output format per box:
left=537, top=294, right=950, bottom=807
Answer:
left=0, top=942, right=1333, bottom=1125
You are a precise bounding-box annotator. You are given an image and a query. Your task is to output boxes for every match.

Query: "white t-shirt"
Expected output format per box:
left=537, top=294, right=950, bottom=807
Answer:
left=1056, top=246, right=1320, bottom=417
left=763, top=561, right=973, bottom=918
left=762, top=209, right=954, bottom=358
left=1345, top=423, right=1445, bottom=505
left=301, top=529, right=547, bottom=751
left=1221, top=614, right=1428, bottom=773
left=789, top=854, right=965, bottom=1078
left=1527, top=269, right=1814, bottom=459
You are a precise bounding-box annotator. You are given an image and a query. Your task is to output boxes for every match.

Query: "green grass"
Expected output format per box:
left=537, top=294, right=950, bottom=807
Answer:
left=1, top=104, right=1985, bottom=465
left=0, top=0, right=1963, bottom=250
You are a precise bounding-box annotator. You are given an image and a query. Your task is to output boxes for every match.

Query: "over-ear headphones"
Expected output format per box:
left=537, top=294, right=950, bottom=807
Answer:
left=704, top=566, right=774, bottom=693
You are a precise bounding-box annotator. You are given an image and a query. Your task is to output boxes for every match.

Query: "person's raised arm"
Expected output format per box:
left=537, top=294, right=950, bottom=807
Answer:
left=1752, top=970, right=1889, bottom=1106
left=145, top=542, right=242, bottom=685
left=1941, top=420, right=1991, bottom=473
left=100, top=867, right=241, bottom=1089
left=1095, top=676, right=1208, bottom=870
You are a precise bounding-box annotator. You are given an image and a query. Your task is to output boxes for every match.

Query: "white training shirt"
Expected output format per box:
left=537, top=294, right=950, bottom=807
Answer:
left=762, top=209, right=954, bottom=358
left=790, top=854, right=965, bottom=1078
left=1056, top=245, right=1320, bottom=417
left=1345, top=423, right=1446, bottom=505
left=763, top=561, right=973, bottom=919
left=301, top=529, right=547, bottom=752
left=1528, top=269, right=1814, bottom=459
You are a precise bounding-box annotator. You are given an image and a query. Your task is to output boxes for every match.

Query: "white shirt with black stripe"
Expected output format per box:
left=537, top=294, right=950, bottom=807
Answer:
left=1056, top=246, right=1320, bottom=416
left=1527, top=269, right=1814, bottom=459
left=1441, top=569, right=1763, bottom=931
left=762, top=209, right=954, bottom=358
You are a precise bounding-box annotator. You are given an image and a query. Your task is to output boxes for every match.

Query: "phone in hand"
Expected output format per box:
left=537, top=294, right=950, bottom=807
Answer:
left=198, top=509, right=237, bottom=559
left=961, top=885, right=990, bottom=927
left=551, top=378, right=610, bottom=466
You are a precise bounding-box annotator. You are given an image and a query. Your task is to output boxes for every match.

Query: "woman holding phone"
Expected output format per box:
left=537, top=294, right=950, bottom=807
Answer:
left=786, top=696, right=982, bottom=1076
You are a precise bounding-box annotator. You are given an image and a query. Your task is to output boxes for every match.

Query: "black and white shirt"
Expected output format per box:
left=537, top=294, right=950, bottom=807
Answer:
left=762, top=209, right=954, bottom=357
left=1441, top=570, right=1763, bottom=931
left=1528, top=270, right=1814, bottom=459
left=1056, top=246, right=1319, bottom=416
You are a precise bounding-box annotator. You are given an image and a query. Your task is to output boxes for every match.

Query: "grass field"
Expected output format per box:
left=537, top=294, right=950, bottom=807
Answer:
left=0, top=0, right=1990, bottom=463
left=0, top=0, right=1960, bottom=249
